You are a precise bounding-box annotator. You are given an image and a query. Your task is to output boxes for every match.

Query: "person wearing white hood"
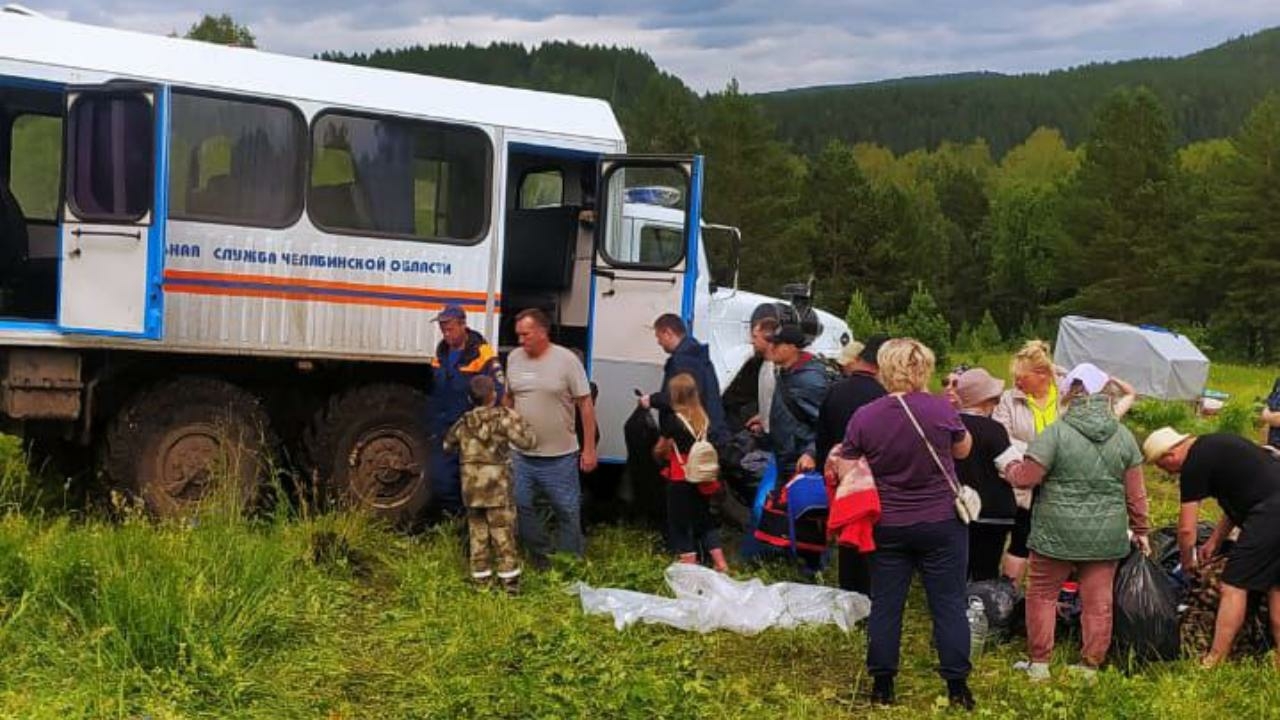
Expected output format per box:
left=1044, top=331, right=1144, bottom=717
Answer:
left=994, top=344, right=1139, bottom=582
left=999, top=363, right=1151, bottom=682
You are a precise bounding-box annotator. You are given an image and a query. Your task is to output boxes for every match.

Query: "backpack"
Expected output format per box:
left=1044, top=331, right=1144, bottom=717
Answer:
left=751, top=472, right=828, bottom=554
left=674, top=414, right=719, bottom=484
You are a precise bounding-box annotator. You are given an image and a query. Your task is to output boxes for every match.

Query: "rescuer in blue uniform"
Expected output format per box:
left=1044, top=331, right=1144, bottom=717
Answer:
left=430, top=304, right=505, bottom=515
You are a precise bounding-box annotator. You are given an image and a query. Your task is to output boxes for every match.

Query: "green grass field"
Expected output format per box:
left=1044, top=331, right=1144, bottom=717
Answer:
left=0, top=358, right=1278, bottom=718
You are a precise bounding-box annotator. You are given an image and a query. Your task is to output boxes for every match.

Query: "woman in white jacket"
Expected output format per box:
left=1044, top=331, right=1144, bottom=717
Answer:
left=992, top=340, right=1066, bottom=581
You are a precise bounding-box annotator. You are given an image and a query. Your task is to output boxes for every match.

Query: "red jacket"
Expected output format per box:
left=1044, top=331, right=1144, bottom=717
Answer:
left=823, top=445, right=881, bottom=551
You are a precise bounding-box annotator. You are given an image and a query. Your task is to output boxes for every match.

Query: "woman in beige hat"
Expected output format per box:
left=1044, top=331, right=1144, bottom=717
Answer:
left=953, top=368, right=1017, bottom=581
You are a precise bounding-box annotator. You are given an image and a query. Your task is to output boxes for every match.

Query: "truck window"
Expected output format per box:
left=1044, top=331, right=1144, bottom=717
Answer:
left=66, top=92, right=153, bottom=222
left=8, top=114, right=61, bottom=221
left=308, top=111, right=491, bottom=243
left=600, top=165, right=689, bottom=270
left=639, top=224, right=683, bottom=266
left=518, top=169, right=563, bottom=209
left=169, top=91, right=305, bottom=228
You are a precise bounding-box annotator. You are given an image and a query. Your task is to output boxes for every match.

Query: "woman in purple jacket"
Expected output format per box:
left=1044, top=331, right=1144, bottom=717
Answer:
left=842, top=338, right=975, bottom=710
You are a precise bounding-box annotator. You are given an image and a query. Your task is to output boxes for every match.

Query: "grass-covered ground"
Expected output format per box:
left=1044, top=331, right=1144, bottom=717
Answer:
left=0, top=358, right=1277, bottom=718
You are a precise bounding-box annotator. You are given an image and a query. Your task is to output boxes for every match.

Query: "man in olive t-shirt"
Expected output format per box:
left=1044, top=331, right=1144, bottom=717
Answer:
left=506, top=309, right=597, bottom=561
left=1145, top=429, right=1280, bottom=668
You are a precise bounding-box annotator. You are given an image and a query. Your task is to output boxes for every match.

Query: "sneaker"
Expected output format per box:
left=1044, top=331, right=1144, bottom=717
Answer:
left=528, top=553, right=551, bottom=572
left=870, top=676, right=895, bottom=706
left=1066, top=664, right=1098, bottom=683
left=1013, top=660, right=1051, bottom=682
left=501, top=577, right=521, bottom=597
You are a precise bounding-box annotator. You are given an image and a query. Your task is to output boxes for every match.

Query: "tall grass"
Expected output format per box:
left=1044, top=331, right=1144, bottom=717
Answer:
left=5, top=511, right=1280, bottom=718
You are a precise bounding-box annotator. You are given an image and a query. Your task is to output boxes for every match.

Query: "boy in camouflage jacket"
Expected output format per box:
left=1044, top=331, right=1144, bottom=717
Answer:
left=444, top=375, right=537, bottom=594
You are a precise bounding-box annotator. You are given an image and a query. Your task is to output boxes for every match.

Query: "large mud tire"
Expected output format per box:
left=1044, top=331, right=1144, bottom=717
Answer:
left=304, top=383, right=431, bottom=528
left=101, top=377, right=274, bottom=517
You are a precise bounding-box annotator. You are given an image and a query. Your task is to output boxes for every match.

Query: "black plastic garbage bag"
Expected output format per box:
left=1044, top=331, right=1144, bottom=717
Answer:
left=1154, top=522, right=1215, bottom=575
left=623, top=406, right=664, bottom=527
left=967, top=577, right=1024, bottom=641
left=1113, top=548, right=1180, bottom=663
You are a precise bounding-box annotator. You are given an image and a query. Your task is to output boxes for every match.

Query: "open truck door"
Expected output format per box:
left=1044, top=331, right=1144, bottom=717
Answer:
left=59, top=83, right=165, bottom=338
left=589, top=155, right=703, bottom=462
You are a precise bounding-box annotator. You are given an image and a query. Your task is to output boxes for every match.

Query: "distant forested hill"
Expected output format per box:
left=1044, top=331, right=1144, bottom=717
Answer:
left=323, top=30, right=1280, bottom=157
left=757, top=28, right=1280, bottom=156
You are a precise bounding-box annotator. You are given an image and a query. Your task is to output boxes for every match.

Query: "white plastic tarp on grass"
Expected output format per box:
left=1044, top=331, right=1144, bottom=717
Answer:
left=1054, top=316, right=1210, bottom=401
left=573, top=563, right=871, bottom=635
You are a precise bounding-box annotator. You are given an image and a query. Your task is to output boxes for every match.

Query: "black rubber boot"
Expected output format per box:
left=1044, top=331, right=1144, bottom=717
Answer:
left=870, top=676, right=895, bottom=706
left=947, top=679, right=975, bottom=711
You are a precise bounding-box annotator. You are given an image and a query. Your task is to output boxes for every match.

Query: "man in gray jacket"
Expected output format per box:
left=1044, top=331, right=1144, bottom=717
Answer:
left=766, top=325, right=833, bottom=480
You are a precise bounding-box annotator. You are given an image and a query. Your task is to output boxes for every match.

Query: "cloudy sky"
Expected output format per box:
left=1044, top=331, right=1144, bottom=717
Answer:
left=32, top=1, right=1280, bottom=92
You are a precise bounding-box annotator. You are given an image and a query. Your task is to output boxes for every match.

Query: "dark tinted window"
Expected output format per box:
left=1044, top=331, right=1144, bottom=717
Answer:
left=308, top=112, right=490, bottom=243
left=67, top=93, right=153, bottom=221
left=169, top=92, right=305, bottom=227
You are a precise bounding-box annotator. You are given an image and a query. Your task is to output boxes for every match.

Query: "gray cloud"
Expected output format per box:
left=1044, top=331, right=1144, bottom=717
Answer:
left=31, top=0, right=1280, bottom=91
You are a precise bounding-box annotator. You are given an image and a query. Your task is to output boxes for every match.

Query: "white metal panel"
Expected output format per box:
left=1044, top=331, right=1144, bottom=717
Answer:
left=161, top=219, right=494, bottom=359
left=593, top=358, right=665, bottom=461
left=0, top=13, right=623, bottom=144
left=60, top=222, right=151, bottom=334
left=152, top=94, right=504, bottom=360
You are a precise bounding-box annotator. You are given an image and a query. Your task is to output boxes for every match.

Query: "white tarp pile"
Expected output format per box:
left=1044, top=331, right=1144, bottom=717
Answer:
left=573, top=563, right=871, bottom=635
left=1055, top=315, right=1210, bottom=401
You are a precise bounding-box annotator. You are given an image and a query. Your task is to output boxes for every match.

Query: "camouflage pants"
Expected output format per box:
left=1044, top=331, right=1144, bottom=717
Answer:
left=468, top=505, right=520, bottom=580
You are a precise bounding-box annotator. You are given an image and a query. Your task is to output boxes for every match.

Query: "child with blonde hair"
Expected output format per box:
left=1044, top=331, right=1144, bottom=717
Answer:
left=652, top=373, right=729, bottom=572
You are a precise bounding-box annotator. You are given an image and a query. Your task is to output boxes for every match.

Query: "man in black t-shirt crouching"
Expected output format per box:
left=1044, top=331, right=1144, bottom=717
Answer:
left=1145, top=427, right=1280, bottom=669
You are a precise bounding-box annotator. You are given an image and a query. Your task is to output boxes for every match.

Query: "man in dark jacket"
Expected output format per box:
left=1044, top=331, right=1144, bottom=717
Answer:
left=767, top=324, right=832, bottom=479
left=813, top=334, right=887, bottom=463
left=640, top=313, right=729, bottom=447
left=811, top=333, right=887, bottom=593
left=429, top=304, right=504, bottom=515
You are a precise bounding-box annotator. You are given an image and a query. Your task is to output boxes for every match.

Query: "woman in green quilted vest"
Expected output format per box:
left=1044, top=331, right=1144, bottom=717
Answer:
left=998, top=363, right=1151, bottom=682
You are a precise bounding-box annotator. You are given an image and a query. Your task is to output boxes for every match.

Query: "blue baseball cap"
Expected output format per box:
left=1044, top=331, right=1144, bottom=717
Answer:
left=433, top=304, right=467, bottom=323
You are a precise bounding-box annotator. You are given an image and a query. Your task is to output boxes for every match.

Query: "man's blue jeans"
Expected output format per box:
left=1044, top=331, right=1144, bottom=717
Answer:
left=513, top=452, right=584, bottom=557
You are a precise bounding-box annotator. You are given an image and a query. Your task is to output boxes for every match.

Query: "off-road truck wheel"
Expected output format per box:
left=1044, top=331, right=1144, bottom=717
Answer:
left=304, top=383, right=431, bottom=528
left=101, top=377, right=274, bottom=517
